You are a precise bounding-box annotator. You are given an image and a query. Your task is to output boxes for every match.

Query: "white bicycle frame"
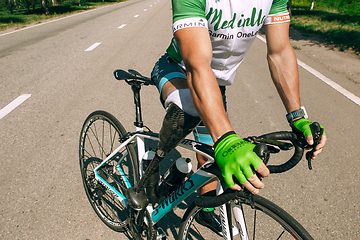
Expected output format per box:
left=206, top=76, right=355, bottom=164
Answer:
left=107, top=71, right=307, bottom=239
left=92, top=124, right=252, bottom=240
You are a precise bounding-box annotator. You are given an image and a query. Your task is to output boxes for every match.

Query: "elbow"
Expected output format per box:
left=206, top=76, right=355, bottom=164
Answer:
left=183, top=57, right=213, bottom=81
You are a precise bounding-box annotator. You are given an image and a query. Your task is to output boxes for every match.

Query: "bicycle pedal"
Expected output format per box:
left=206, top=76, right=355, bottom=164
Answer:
left=156, top=227, right=166, bottom=240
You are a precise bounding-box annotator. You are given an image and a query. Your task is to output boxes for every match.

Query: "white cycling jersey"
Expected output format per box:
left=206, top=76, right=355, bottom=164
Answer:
left=166, top=0, right=290, bottom=85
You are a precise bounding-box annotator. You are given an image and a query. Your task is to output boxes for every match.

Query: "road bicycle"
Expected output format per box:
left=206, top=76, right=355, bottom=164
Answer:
left=79, top=69, right=320, bottom=239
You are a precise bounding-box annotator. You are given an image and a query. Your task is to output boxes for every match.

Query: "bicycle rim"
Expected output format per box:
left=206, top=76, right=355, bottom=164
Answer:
left=178, top=192, right=313, bottom=240
left=79, top=111, right=139, bottom=231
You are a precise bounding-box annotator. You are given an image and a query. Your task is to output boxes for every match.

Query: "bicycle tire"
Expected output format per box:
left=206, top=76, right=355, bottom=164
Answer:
left=178, top=191, right=313, bottom=240
left=79, top=110, right=139, bottom=231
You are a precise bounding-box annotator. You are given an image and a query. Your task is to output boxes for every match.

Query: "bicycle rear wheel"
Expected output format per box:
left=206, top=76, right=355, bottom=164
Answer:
left=178, top=191, right=313, bottom=240
left=79, top=110, right=139, bottom=231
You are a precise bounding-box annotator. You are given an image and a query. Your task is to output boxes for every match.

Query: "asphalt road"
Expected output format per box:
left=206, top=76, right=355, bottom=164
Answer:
left=1, top=0, right=360, bottom=239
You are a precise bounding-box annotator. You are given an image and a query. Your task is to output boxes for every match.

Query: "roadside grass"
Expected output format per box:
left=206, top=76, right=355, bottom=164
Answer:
left=1, top=0, right=359, bottom=56
left=0, top=1, right=119, bottom=31
left=292, top=45, right=302, bottom=50
left=290, top=1, right=360, bottom=55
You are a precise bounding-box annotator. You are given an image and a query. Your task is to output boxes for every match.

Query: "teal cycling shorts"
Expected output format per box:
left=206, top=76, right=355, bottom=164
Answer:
left=151, top=53, right=227, bottom=145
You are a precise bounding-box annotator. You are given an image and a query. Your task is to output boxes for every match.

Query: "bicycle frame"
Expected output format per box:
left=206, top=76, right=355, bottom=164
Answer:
left=79, top=71, right=314, bottom=240
left=99, top=74, right=252, bottom=239
left=93, top=130, right=251, bottom=240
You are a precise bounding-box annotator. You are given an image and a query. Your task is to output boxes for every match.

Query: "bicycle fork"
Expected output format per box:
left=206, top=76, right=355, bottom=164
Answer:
left=217, top=184, right=249, bottom=240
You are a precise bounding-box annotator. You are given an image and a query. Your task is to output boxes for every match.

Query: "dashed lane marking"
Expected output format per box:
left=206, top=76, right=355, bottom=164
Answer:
left=0, top=94, right=31, bottom=120
left=85, top=42, right=101, bottom=51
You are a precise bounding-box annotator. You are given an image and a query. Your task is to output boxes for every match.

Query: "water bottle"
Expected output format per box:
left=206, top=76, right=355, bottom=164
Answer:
left=155, top=157, right=192, bottom=198
left=142, top=150, right=160, bottom=203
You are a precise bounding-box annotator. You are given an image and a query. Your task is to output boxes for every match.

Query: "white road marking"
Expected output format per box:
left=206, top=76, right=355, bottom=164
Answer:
left=297, top=60, right=360, bottom=106
left=256, top=35, right=360, bottom=107
left=85, top=42, right=101, bottom=51
left=0, top=94, right=31, bottom=120
left=0, top=3, right=120, bottom=37
left=118, top=24, right=126, bottom=29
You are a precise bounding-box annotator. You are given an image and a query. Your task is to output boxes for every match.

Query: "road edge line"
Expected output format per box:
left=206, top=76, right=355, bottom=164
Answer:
left=256, top=35, right=360, bottom=107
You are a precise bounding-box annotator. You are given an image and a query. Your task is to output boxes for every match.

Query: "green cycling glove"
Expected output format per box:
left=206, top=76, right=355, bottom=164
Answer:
left=214, top=132, right=263, bottom=188
left=291, top=118, right=326, bottom=139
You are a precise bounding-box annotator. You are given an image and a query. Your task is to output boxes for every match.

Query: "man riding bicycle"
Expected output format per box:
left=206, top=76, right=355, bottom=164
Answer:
left=149, top=0, right=327, bottom=235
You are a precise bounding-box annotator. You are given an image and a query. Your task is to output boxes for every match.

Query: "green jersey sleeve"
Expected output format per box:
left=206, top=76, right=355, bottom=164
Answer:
left=172, top=0, right=207, bottom=23
left=167, top=0, right=207, bottom=63
left=269, top=0, right=288, bottom=15
left=265, top=0, right=290, bottom=25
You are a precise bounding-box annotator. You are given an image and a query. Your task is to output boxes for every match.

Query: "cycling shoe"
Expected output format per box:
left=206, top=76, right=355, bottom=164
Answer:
left=195, top=210, right=223, bottom=236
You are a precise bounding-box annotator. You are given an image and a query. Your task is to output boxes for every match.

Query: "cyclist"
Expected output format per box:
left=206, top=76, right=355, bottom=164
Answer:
left=150, top=0, right=327, bottom=235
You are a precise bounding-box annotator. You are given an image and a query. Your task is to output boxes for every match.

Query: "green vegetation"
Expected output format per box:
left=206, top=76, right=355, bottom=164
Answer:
left=0, top=0, right=122, bottom=31
left=1, top=0, right=359, bottom=55
left=292, top=45, right=302, bottom=50
left=291, top=0, right=360, bottom=55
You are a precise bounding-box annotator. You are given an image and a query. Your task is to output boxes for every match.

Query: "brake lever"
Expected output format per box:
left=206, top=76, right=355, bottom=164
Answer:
left=251, top=143, right=270, bottom=180
left=305, top=122, right=323, bottom=170
left=247, top=137, right=293, bottom=178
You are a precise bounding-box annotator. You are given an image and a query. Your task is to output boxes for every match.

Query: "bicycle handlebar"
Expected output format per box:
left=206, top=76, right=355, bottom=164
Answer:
left=257, top=131, right=305, bottom=174
left=194, top=129, right=315, bottom=208
left=113, top=69, right=321, bottom=209
left=194, top=188, right=239, bottom=208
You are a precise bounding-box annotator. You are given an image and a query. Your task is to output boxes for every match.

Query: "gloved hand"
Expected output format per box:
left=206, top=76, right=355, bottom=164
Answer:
left=214, top=132, right=269, bottom=193
left=291, top=118, right=326, bottom=160
left=291, top=118, right=326, bottom=145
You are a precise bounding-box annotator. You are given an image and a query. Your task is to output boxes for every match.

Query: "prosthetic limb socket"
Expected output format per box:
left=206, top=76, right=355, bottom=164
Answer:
left=126, top=104, right=200, bottom=209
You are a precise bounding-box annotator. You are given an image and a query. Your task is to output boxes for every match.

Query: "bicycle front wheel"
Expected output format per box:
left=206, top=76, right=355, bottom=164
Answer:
left=79, top=111, right=139, bottom=231
left=178, top=191, right=313, bottom=240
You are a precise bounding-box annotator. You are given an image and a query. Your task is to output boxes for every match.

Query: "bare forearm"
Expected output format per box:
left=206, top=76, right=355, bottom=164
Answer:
left=175, top=27, right=233, bottom=141
left=187, top=65, right=233, bottom=141
left=265, top=23, right=301, bottom=113
left=267, top=48, right=301, bottom=112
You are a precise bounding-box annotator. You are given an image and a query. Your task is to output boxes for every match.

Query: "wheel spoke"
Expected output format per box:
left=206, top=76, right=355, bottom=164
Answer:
left=179, top=192, right=313, bottom=239
left=79, top=111, right=139, bottom=232
left=276, top=230, right=285, bottom=240
left=88, top=121, right=107, bottom=159
left=253, top=209, right=256, bottom=240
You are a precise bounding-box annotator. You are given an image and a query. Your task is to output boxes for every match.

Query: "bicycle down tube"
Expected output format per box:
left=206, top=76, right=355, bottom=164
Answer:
left=93, top=130, right=216, bottom=210
left=92, top=130, right=248, bottom=239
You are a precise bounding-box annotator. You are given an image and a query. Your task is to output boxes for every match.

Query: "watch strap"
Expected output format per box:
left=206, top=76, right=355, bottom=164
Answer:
left=286, top=107, right=308, bottom=123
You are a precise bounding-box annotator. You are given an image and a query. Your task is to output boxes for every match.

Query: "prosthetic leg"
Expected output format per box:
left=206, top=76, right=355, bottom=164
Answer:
left=126, top=104, right=200, bottom=209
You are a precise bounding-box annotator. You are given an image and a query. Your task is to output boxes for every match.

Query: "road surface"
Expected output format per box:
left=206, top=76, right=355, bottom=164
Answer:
left=1, top=0, right=360, bottom=239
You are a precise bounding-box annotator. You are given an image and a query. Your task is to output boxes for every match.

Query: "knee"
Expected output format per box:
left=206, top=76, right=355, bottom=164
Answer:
left=164, top=89, right=199, bottom=117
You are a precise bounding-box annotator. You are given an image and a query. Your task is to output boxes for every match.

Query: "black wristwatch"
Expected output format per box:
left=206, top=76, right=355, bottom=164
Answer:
left=286, top=106, right=308, bottom=123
